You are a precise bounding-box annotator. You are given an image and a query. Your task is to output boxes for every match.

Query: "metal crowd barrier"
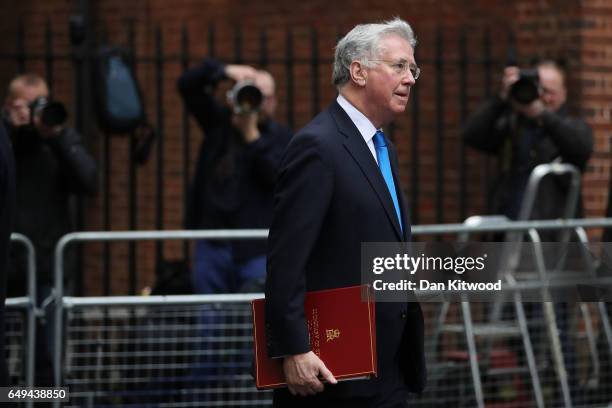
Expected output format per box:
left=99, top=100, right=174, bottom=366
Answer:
left=53, top=230, right=267, bottom=407
left=60, top=294, right=268, bottom=407
left=6, top=233, right=36, bottom=408
left=418, top=218, right=612, bottom=408
left=52, top=222, right=612, bottom=407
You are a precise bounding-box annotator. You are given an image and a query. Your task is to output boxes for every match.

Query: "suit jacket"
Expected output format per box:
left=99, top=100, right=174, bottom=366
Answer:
left=265, top=100, right=426, bottom=401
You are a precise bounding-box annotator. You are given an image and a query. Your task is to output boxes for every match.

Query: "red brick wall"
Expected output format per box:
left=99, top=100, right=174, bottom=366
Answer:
left=578, top=0, right=612, bottom=221
left=1, top=0, right=609, bottom=295
left=513, top=0, right=612, bottom=233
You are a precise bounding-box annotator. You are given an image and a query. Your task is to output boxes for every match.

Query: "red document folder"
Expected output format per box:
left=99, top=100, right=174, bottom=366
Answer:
left=251, top=285, right=377, bottom=390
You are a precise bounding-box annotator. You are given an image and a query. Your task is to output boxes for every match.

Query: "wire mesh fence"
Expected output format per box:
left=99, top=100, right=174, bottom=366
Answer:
left=58, top=297, right=612, bottom=407
left=47, top=224, right=612, bottom=407
left=63, top=298, right=271, bottom=407
left=416, top=302, right=612, bottom=408
left=4, top=304, right=28, bottom=386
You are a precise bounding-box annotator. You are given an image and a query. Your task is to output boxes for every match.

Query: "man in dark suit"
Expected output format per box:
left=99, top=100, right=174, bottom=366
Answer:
left=0, top=120, right=16, bottom=386
left=265, top=17, right=426, bottom=407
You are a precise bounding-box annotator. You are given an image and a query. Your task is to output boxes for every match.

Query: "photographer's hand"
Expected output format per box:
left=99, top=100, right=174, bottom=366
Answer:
left=511, top=98, right=546, bottom=120
left=232, top=112, right=260, bottom=143
left=33, top=115, right=64, bottom=139
left=499, top=66, right=520, bottom=100
left=225, top=64, right=257, bottom=82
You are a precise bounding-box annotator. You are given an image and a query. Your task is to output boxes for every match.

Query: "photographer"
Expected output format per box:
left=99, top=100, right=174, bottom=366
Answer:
left=177, top=58, right=291, bottom=294
left=2, top=73, right=97, bottom=385
left=462, top=60, right=593, bottom=221
left=463, top=61, right=593, bottom=404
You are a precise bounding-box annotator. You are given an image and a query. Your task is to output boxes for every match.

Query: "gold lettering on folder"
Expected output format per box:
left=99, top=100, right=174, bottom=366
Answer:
left=325, top=328, right=340, bottom=342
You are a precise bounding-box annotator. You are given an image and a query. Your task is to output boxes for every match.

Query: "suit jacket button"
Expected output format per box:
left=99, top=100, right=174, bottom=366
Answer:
left=401, top=312, right=407, bottom=319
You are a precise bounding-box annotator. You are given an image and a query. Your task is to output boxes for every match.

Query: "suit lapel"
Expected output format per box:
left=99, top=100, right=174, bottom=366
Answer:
left=329, top=101, right=403, bottom=240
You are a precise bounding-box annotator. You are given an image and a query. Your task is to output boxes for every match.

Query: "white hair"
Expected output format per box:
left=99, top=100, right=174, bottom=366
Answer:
left=332, top=17, right=417, bottom=88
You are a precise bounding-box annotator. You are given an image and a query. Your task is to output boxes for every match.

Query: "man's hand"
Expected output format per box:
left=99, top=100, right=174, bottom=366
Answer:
left=501, top=66, right=547, bottom=120
left=36, top=123, right=64, bottom=139
left=231, top=111, right=260, bottom=143
left=225, top=64, right=257, bottom=82
left=32, top=113, right=63, bottom=139
left=499, top=66, right=520, bottom=101
left=512, top=97, right=546, bottom=119
left=283, top=351, right=337, bottom=396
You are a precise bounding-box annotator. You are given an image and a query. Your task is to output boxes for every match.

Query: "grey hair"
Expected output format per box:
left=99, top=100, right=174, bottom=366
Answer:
left=332, top=17, right=417, bottom=89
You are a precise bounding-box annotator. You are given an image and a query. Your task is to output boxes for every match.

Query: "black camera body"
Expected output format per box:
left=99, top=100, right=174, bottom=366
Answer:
left=509, top=69, right=540, bottom=105
left=29, top=97, right=68, bottom=127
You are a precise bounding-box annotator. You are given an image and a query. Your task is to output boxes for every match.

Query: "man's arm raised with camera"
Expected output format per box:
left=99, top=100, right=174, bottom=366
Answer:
left=225, top=63, right=261, bottom=144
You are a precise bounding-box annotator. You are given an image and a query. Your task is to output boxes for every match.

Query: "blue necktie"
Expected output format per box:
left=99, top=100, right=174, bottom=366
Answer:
left=373, top=130, right=403, bottom=233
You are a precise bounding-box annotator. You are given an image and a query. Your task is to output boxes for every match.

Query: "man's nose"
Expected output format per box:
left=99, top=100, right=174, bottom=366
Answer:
left=402, top=71, right=416, bottom=86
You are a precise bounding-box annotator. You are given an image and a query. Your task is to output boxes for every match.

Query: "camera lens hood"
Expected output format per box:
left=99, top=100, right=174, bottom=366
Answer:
left=229, top=81, right=263, bottom=114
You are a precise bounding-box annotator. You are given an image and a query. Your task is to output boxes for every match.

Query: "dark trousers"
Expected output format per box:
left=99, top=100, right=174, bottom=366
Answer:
left=192, top=240, right=266, bottom=294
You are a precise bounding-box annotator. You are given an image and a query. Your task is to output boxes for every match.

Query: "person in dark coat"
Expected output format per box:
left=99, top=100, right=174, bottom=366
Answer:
left=3, top=74, right=97, bottom=297
left=0, top=120, right=16, bottom=386
left=462, top=60, right=593, bottom=221
left=265, top=18, right=426, bottom=407
left=462, top=61, right=594, bottom=404
left=177, top=58, right=291, bottom=294
left=2, top=73, right=97, bottom=386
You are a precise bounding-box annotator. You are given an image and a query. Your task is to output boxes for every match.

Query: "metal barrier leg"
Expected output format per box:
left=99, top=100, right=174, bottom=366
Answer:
left=544, top=301, right=573, bottom=407
left=26, top=251, right=36, bottom=391
left=9, top=234, right=37, bottom=408
left=25, top=303, right=35, bottom=408
left=573, top=227, right=596, bottom=273
left=460, top=300, right=485, bottom=408
left=580, top=303, right=600, bottom=385
left=514, top=298, right=545, bottom=408
left=574, top=226, right=610, bottom=383
left=505, top=273, right=545, bottom=408
left=574, top=227, right=612, bottom=358
left=529, top=229, right=573, bottom=408
left=598, top=302, right=612, bottom=356
left=53, top=292, right=62, bottom=408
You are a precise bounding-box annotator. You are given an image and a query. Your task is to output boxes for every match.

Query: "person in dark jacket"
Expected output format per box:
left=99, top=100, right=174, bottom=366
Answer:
left=3, top=74, right=97, bottom=295
left=0, top=120, right=16, bottom=387
left=462, top=61, right=593, bottom=404
left=177, top=58, right=291, bottom=294
left=2, top=73, right=97, bottom=386
left=462, top=60, right=593, bottom=221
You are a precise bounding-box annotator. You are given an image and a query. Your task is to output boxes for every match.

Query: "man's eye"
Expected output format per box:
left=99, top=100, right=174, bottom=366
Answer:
left=394, top=63, right=405, bottom=72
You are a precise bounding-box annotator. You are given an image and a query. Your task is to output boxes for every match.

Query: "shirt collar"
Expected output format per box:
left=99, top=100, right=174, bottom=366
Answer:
left=336, top=94, right=378, bottom=143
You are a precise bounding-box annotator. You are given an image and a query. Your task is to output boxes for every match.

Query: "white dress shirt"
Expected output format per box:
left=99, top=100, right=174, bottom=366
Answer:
left=336, top=94, right=379, bottom=164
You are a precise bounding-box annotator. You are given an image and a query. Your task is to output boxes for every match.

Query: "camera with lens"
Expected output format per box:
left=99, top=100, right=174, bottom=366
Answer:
left=29, top=96, right=68, bottom=128
left=227, top=81, right=263, bottom=114
left=509, top=69, right=540, bottom=105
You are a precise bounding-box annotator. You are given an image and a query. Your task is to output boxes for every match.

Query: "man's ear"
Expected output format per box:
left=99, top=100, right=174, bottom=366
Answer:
left=349, top=61, right=367, bottom=87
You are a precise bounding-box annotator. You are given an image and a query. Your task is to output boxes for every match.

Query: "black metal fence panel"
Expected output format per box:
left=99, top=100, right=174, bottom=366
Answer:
left=0, top=20, right=512, bottom=295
